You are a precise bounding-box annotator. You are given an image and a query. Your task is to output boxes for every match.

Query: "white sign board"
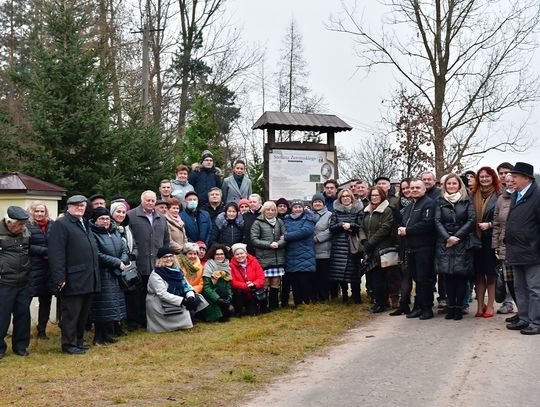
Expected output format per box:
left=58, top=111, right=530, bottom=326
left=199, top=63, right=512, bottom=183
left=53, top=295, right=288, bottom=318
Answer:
left=268, top=148, right=337, bottom=200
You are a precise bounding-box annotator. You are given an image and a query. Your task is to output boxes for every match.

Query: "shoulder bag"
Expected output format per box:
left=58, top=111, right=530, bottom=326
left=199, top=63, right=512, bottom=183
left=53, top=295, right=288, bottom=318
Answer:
left=379, top=247, right=399, bottom=268
left=118, top=262, right=142, bottom=291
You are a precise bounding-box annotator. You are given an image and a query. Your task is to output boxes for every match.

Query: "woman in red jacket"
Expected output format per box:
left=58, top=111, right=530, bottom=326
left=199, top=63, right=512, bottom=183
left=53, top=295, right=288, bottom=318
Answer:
left=230, top=243, right=266, bottom=316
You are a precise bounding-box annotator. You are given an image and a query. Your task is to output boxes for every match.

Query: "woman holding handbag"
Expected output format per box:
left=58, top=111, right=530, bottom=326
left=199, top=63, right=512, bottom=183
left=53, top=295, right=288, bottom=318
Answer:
left=230, top=243, right=266, bottom=316
left=361, top=186, right=396, bottom=313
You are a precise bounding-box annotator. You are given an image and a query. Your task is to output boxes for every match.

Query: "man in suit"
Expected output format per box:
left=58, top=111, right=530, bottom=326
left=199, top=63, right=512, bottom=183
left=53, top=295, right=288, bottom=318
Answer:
left=505, top=162, right=540, bottom=335
left=127, top=190, right=170, bottom=330
left=49, top=195, right=100, bottom=354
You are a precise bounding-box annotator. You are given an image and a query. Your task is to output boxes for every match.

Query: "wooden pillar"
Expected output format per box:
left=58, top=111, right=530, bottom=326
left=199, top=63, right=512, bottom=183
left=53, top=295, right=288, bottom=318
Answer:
left=327, top=131, right=335, bottom=148
left=267, top=128, right=276, bottom=147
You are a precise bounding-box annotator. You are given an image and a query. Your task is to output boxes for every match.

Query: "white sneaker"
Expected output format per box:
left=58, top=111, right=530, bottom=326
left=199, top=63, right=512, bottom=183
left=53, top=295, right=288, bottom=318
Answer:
left=497, top=303, right=514, bottom=314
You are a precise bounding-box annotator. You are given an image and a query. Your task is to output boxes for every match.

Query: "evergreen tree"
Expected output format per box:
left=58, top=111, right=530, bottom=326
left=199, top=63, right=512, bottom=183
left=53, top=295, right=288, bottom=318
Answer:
left=22, top=1, right=111, bottom=194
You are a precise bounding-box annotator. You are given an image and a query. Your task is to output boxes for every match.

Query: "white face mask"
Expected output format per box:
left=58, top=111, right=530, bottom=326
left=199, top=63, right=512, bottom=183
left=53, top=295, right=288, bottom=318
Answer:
left=187, top=201, right=198, bottom=210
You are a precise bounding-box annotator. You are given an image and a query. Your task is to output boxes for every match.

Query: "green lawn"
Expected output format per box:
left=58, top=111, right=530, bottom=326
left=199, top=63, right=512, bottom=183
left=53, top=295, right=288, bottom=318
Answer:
left=0, top=302, right=370, bottom=406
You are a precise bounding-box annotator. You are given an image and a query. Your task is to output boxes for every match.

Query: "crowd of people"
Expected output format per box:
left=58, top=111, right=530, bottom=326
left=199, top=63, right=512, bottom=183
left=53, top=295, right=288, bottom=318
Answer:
left=1, top=149, right=539, bottom=359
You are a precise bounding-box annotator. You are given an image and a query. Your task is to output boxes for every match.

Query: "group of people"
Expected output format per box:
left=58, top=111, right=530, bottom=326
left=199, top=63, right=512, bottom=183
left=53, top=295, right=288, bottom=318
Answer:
left=1, top=151, right=540, bottom=359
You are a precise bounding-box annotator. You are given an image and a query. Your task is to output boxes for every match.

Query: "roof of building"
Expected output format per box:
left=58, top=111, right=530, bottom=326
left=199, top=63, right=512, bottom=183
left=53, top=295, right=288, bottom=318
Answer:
left=252, top=111, right=352, bottom=132
left=0, top=172, right=67, bottom=196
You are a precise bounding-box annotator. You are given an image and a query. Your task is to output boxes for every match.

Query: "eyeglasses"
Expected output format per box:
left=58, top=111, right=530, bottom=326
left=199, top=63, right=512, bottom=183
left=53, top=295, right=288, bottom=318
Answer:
left=162, top=254, right=175, bottom=259
left=341, top=194, right=351, bottom=198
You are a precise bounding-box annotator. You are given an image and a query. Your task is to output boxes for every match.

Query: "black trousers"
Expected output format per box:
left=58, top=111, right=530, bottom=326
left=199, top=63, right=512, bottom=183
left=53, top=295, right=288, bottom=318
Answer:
left=37, top=294, right=53, bottom=334
left=0, top=283, right=31, bottom=355
left=444, top=274, right=467, bottom=307
left=370, top=267, right=387, bottom=306
left=290, top=272, right=312, bottom=305
left=126, top=275, right=149, bottom=328
left=315, top=259, right=331, bottom=301
left=60, top=293, right=93, bottom=348
left=407, top=248, right=435, bottom=311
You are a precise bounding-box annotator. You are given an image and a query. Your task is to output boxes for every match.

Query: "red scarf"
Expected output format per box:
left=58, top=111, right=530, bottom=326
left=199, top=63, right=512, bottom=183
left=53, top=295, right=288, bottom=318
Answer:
left=35, top=218, right=49, bottom=234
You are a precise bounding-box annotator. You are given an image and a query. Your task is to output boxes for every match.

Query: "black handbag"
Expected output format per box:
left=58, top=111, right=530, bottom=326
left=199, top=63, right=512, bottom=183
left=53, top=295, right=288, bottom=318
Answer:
left=495, top=262, right=506, bottom=303
left=118, top=262, right=141, bottom=291
left=252, top=287, right=268, bottom=302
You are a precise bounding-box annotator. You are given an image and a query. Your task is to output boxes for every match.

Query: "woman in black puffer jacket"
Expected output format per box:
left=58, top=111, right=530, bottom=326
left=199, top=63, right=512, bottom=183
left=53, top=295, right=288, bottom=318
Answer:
left=27, top=201, right=54, bottom=339
left=89, top=207, right=129, bottom=345
left=434, top=174, right=476, bottom=320
left=212, top=202, right=244, bottom=248
left=328, top=189, right=364, bottom=304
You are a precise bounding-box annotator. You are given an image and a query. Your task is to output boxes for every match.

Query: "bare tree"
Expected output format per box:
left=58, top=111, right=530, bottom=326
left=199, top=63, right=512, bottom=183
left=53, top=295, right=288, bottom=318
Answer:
left=330, top=0, right=540, bottom=177
left=339, top=134, right=399, bottom=183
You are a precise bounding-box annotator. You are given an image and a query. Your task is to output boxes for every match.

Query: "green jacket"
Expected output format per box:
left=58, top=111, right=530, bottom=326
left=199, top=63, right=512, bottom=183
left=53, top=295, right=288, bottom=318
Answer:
left=250, top=216, right=287, bottom=269
left=0, top=221, right=31, bottom=286
left=362, top=200, right=395, bottom=251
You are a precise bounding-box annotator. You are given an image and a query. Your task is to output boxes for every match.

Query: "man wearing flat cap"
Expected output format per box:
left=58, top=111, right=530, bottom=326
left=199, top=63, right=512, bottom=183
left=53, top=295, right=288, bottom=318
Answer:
left=0, top=206, right=32, bottom=358
left=505, top=162, right=540, bottom=335
left=49, top=195, right=100, bottom=354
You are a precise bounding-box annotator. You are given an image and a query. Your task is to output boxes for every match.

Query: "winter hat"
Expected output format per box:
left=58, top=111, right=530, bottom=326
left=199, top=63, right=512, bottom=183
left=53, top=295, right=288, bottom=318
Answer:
left=290, top=199, right=304, bottom=208
left=231, top=243, right=247, bottom=254
left=92, top=207, right=111, bottom=221
left=184, top=191, right=199, bottom=200
left=110, top=201, right=127, bottom=216
left=311, top=193, right=325, bottom=204
left=275, top=197, right=290, bottom=208
left=183, top=242, right=200, bottom=254
left=89, top=193, right=106, bottom=203
left=195, top=240, right=207, bottom=250
left=200, top=150, right=214, bottom=163
left=157, top=246, right=174, bottom=259
left=224, top=202, right=238, bottom=212
left=238, top=198, right=250, bottom=207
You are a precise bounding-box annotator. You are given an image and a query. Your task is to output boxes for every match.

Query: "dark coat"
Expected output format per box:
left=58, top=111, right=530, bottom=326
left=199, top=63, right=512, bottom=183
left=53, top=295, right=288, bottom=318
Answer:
left=180, top=208, right=212, bottom=247
left=324, top=193, right=337, bottom=212
left=328, top=200, right=363, bottom=283
left=90, top=222, right=129, bottom=322
left=0, top=221, right=31, bottom=287
left=472, top=191, right=498, bottom=275
left=48, top=213, right=100, bottom=296
left=213, top=212, right=244, bottom=248
left=434, top=196, right=476, bottom=276
left=188, top=163, right=223, bottom=206
left=243, top=207, right=262, bottom=255
left=400, top=195, right=436, bottom=251
left=505, top=181, right=540, bottom=266
left=284, top=211, right=317, bottom=273
left=250, top=216, right=287, bottom=269
left=127, top=206, right=170, bottom=276
left=27, top=221, right=53, bottom=296
left=492, top=190, right=512, bottom=260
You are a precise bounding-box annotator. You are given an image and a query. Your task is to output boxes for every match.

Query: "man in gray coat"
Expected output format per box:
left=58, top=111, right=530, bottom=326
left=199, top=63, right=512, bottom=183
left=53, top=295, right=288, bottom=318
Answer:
left=49, top=195, right=100, bottom=354
left=126, top=190, right=170, bottom=330
left=0, top=206, right=31, bottom=358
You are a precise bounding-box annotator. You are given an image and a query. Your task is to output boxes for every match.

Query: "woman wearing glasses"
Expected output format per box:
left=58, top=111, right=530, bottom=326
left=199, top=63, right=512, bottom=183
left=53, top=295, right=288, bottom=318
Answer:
left=328, top=189, right=364, bottom=304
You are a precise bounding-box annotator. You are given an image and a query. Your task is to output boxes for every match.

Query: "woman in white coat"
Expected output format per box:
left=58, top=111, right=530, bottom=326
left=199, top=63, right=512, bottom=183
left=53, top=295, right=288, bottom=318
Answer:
left=146, top=247, right=201, bottom=333
left=221, top=159, right=252, bottom=204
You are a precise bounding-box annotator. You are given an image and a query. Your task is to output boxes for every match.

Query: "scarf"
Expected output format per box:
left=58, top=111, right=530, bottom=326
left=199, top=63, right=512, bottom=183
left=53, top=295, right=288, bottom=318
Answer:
left=35, top=218, right=49, bottom=234
left=203, top=259, right=232, bottom=285
left=444, top=191, right=462, bottom=205
left=153, top=266, right=186, bottom=296
left=178, top=254, right=201, bottom=279
left=233, top=173, right=244, bottom=189
left=400, top=197, right=411, bottom=209
left=473, top=185, right=495, bottom=238
left=290, top=212, right=303, bottom=220
left=265, top=216, right=277, bottom=226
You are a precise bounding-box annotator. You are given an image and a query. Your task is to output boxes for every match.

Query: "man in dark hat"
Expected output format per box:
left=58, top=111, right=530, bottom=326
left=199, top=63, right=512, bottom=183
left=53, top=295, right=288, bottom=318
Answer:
left=505, top=162, right=540, bottom=334
left=0, top=206, right=32, bottom=358
left=48, top=195, right=100, bottom=354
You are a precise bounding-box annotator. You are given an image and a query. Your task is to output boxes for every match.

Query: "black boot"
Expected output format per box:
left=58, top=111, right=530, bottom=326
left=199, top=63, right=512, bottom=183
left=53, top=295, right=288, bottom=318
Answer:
left=104, top=323, right=119, bottom=343
left=269, top=287, right=280, bottom=310
left=445, top=306, right=456, bottom=320
left=93, top=322, right=106, bottom=345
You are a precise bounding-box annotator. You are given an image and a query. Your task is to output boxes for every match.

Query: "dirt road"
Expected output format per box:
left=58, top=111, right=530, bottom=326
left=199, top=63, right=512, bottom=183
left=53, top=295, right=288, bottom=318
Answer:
left=242, top=311, right=540, bottom=407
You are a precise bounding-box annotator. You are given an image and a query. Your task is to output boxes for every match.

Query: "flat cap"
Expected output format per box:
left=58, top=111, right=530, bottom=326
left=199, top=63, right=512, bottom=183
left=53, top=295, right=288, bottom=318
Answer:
left=88, top=193, right=105, bottom=202
left=7, top=206, right=29, bottom=221
left=66, top=195, right=87, bottom=205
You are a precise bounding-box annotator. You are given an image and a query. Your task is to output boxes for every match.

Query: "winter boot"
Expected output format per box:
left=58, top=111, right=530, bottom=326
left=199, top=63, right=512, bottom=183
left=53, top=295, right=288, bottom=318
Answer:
left=445, top=306, right=456, bottom=320
left=269, top=287, right=280, bottom=310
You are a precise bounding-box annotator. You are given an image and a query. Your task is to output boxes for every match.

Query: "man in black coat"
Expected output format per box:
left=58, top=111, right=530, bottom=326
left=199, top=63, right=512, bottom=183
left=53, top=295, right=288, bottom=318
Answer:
left=127, top=190, right=170, bottom=330
left=0, top=206, right=32, bottom=358
left=49, top=195, right=100, bottom=354
left=505, top=162, right=540, bottom=334
left=242, top=193, right=262, bottom=255
left=398, top=179, right=437, bottom=320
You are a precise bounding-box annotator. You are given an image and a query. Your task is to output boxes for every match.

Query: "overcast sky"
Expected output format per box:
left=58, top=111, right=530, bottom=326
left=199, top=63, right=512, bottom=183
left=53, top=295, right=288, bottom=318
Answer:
left=230, top=0, right=540, bottom=174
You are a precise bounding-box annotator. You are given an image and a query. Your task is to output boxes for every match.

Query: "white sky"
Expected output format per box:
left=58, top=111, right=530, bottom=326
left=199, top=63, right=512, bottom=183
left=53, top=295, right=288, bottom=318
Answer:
left=230, top=0, right=540, bottom=174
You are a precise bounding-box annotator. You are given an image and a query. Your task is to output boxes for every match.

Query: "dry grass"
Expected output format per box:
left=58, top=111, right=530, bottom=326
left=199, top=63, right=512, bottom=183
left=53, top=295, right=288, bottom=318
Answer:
left=0, top=301, right=371, bottom=406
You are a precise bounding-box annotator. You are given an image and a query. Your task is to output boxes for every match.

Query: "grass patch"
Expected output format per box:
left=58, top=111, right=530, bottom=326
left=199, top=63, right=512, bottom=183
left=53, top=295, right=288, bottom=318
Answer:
left=0, top=301, right=370, bottom=406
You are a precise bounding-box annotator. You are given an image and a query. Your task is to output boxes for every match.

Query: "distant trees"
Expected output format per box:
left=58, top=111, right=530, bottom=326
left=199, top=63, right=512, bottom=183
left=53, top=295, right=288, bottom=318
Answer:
left=332, top=0, right=540, bottom=177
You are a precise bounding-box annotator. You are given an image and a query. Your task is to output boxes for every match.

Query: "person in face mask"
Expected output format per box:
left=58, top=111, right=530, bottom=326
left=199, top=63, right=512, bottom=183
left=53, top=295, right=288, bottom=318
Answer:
left=180, top=191, right=212, bottom=247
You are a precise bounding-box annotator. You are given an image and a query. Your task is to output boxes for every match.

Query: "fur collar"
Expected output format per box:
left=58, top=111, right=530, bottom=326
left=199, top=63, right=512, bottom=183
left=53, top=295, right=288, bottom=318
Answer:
left=364, top=199, right=390, bottom=214
left=215, top=212, right=244, bottom=230
left=333, top=199, right=363, bottom=214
